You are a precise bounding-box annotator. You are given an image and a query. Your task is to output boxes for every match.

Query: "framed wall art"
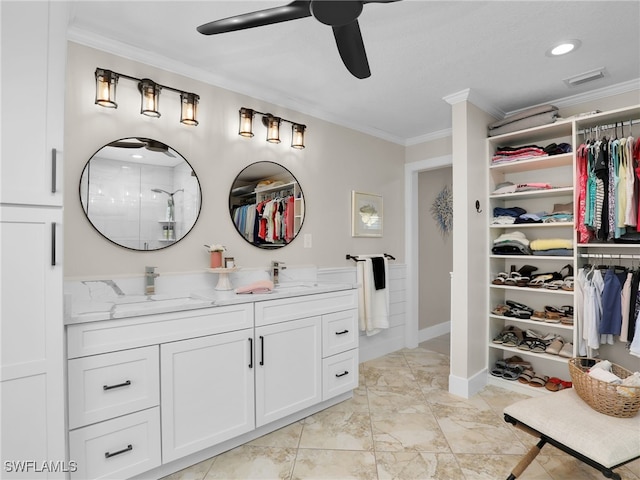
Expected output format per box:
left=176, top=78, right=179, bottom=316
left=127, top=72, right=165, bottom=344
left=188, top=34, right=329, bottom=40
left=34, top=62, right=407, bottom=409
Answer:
left=351, top=191, right=383, bottom=237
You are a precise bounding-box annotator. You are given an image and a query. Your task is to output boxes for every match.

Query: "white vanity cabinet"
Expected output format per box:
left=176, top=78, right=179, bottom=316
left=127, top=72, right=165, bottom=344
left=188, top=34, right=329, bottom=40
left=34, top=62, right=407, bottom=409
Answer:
left=160, top=329, right=255, bottom=462
left=65, top=288, right=358, bottom=479
left=254, top=316, right=322, bottom=426
left=254, top=289, right=358, bottom=425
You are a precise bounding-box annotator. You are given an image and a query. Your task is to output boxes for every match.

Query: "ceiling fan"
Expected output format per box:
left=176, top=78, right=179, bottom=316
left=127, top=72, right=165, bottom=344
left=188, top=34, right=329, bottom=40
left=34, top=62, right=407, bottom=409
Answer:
left=108, top=138, right=175, bottom=157
left=197, top=0, right=401, bottom=79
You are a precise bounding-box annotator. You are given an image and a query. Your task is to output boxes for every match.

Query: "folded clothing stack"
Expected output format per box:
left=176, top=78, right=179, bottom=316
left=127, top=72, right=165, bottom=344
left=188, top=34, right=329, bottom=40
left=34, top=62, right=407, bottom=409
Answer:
left=530, top=238, right=573, bottom=256
left=488, top=104, right=559, bottom=137
left=492, top=231, right=532, bottom=255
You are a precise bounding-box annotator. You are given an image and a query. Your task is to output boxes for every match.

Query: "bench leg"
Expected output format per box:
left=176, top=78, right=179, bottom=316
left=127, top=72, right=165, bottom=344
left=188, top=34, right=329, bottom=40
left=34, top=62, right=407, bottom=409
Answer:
left=506, top=439, right=546, bottom=480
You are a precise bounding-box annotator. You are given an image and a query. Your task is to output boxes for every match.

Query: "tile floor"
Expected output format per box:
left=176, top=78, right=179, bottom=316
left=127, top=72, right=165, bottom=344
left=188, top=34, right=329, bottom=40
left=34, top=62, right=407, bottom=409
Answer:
left=163, top=335, right=640, bottom=480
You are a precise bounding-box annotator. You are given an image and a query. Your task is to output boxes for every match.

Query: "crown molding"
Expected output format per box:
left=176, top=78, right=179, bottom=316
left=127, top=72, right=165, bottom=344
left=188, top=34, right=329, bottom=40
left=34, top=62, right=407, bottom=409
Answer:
left=442, top=88, right=504, bottom=120
left=405, top=128, right=452, bottom=146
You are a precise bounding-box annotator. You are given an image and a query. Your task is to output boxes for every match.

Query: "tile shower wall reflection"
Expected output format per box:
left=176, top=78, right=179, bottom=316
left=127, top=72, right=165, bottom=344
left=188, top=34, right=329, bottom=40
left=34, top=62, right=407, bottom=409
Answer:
left=80, top=159, right=199, bottom=249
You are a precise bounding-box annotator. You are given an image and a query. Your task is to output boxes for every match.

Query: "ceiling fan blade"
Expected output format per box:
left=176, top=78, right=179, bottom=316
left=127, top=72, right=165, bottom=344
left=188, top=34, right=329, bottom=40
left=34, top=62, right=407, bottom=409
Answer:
left=197, top=1, right=312, bottom=35
left=332, top=20, right=370, bottom=79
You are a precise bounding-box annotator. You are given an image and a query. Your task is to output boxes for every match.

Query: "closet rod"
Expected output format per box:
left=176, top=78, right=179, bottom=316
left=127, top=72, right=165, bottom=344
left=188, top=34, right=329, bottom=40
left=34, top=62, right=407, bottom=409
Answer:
left=579, top=253, right=640, bottom=260
left=577, top=118, right=640, bottom=135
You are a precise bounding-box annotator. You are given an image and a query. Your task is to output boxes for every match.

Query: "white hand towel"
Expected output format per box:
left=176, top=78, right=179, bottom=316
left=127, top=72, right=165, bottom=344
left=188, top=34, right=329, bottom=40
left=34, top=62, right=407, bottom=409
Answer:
left=356, top=256, right=389, bottom=336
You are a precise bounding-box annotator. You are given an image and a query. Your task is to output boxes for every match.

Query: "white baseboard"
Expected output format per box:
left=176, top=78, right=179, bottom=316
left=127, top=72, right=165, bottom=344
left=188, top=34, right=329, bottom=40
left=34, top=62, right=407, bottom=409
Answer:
left=418, top=321, right=451, bottom=343
left=448, top=367, right=487, bottom=399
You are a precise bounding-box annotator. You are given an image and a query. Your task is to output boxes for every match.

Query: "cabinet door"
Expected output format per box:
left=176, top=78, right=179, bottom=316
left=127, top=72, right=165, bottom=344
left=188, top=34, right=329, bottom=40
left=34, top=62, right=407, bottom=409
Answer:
left=160, top=330, right=254, bottom=462
left=1, top=206, right=64, bottom=478
left=0, top=1, right=66, bottom=205
left=255, top=317, right=322, bottom=427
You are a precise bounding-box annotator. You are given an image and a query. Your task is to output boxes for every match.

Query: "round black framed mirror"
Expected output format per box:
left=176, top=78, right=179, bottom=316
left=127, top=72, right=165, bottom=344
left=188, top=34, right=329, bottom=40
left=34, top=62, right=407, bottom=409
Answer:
left=79, top=137, right=202, bottom=251
left=229, top=161, right=305, bottom=249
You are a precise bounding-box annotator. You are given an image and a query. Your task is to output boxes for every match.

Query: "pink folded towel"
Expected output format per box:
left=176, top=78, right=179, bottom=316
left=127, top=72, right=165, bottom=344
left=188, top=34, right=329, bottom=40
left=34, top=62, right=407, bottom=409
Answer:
left=235, top=280, right=274, bottom=294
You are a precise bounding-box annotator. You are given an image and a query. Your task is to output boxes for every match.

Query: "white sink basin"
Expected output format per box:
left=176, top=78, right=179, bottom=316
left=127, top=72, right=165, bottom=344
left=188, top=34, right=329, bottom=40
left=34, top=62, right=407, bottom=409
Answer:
left=112, top=296, right=210, bottom=317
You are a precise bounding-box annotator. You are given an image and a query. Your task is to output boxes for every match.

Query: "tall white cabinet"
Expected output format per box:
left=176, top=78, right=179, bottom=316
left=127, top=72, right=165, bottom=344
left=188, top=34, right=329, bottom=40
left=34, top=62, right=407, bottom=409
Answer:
left=1, top=1, right=68, bottom=477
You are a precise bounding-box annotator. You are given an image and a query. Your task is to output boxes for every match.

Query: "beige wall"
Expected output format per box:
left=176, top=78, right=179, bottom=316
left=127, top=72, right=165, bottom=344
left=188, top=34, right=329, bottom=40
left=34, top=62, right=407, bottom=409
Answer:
left=64, top=43, right=405, bottom=278
left=405, top=136, right=452, bottom=164
left=418, top=167, right=453, bottom=330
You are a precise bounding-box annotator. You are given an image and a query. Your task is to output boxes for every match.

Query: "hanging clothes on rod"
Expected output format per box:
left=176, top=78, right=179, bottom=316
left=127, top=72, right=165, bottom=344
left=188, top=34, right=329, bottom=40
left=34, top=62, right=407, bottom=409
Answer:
left=576, top=119, right=640, bottom=244
left=575, top=254, right=640, bottom=358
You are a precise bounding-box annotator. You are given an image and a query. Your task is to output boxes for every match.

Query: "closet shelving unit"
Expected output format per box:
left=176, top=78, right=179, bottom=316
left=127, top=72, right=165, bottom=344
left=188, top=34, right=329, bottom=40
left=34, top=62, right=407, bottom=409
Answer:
left=486, top=103, right=640, bottom=393
left=487, top=118, right=576, bottom=394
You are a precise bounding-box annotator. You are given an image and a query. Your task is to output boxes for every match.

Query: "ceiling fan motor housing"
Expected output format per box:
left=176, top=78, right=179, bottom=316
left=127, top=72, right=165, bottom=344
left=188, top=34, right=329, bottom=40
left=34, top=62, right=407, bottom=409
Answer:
left=310, top=0, right=363, bottom=26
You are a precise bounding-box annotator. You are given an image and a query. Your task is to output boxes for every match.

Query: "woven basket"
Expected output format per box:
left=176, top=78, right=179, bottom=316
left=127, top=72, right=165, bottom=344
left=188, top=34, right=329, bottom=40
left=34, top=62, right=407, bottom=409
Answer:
left=568, top=358, right=640, bottom=418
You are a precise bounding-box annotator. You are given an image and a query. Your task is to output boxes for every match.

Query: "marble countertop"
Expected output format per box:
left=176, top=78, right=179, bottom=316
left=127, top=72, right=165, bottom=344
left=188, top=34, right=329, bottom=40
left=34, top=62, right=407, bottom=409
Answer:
left=65, top=281, right=356, bottom=325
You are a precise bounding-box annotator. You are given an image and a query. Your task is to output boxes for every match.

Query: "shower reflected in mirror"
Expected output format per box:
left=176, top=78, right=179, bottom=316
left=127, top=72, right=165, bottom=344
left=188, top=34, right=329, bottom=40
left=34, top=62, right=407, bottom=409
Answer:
left=80, top=138, right=202, bottom=250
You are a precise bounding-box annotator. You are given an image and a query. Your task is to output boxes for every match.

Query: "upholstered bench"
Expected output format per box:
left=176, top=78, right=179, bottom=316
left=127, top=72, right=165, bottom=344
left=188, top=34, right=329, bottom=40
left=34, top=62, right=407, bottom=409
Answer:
left=503, top=388, right=640, bottom=480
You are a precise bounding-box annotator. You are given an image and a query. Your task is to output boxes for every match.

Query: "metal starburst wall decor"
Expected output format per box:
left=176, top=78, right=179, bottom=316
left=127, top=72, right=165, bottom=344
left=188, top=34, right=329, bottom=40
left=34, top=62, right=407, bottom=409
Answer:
left=430, top=185, right=453, bottom=235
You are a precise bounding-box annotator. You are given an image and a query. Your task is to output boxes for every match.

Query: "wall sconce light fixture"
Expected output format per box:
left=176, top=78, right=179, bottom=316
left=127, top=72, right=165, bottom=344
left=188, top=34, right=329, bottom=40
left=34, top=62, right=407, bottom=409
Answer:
left=95, top=68, right=200, bottom=126
left=238, top=107, right=306, bottom=149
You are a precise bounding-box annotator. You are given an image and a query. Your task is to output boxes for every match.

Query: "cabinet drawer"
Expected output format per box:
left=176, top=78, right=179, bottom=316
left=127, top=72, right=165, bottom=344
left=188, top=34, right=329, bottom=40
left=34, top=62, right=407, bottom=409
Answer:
left=68, top=346, right=159, bottom=429
left=322, top=349, right=359, bottom=401
left=69, top=407, right=161, bottom=480
left=322, top=310, right=358, bottom=357
left=255, top=289, right=357, bottom=326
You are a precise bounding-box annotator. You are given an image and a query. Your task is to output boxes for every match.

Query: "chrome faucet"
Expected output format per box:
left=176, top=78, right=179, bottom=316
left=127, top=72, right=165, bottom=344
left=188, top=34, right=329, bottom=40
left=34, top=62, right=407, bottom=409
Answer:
left=145, top=266, right=159, bottom=295
left=271, top=261, right=286, bottom=285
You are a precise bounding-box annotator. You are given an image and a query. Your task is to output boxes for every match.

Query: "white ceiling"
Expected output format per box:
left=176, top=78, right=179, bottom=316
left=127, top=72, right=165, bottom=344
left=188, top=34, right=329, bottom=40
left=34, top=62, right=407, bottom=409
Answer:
left=68, top=0, right=640, bottom=145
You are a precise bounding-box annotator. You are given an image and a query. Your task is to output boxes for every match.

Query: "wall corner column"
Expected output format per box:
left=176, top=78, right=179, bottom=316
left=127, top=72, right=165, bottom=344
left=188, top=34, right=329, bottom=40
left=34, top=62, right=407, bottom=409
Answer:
left=443, top=89, right=498, bottom=398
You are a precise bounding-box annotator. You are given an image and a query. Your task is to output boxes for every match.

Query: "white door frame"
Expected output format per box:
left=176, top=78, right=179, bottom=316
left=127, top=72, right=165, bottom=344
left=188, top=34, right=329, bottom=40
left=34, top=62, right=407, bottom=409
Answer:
left=404, top=155, right=453, bottom=349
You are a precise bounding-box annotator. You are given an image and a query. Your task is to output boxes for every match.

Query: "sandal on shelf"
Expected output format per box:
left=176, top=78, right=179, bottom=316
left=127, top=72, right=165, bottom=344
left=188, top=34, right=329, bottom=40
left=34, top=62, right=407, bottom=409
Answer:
left=546, top=336, right=564, bottom=355
left=532, top=311, right=546, bottom=321
left=544, top=377, right=562, bottom=391
left=506, top=300, right=533, bottom=313
left=527, top=276, right=548, bottom=288
left=558, top=342, right=573, bottom=358
left=518, top=338, right=547, bottom=353
left=529, top=374, right=549, bottom=387
left=559, top=264, right=574, bottom=279
left=491, top=304, right=510, bottom=316
left=504, top=308, right=532, bottom=319
left=518, top=369, right=535, bottom=384
left=504, top=355, right=530, bottom=367
left=561, top=277, right=574, bottom=291
left=543, top=312, right=562, bottom=324
left=490, top=361, right=505, bottom=377
left=492, top=272, right=509, bottom=285
left=517, top=265, right=539, bottom=277
left=560, top=305, right=574, bottom=318
left=544, top=279, right=565, bottom=290
left=492, top=325, right=517, bottom=344
left=501, top=331, right=522, bottom=347
left=502, top=365, right=524, bottom=381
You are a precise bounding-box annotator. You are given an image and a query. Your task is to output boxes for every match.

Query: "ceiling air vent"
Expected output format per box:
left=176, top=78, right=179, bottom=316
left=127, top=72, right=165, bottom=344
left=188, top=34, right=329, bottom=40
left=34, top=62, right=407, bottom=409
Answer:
left=563, top=67, right=607, bottom=87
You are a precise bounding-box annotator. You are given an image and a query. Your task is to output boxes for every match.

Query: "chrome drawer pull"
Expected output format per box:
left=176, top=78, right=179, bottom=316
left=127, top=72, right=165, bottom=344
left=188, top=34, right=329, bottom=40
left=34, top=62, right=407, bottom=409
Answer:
left=335, top=329, right=349, bottom=335
left=335, top=371, right=349, bottom=378
left=103, top=380, right=131, bottom=391
left=105, top=444, right=132, bottom=459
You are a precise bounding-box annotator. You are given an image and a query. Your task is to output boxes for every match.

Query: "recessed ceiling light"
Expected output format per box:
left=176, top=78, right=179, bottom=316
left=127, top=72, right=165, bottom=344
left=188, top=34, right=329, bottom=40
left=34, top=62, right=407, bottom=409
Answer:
left=131, top=154, right=144, bottom=159
left=546, top=39, right=581, bottom=57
